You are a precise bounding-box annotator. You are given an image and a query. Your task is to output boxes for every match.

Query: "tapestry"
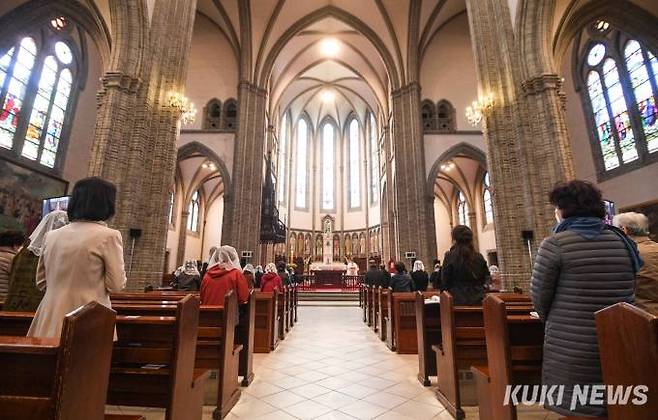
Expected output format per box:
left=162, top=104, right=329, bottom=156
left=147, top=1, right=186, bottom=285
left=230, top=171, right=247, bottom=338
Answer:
left=0, top=158, right=68, bottom=234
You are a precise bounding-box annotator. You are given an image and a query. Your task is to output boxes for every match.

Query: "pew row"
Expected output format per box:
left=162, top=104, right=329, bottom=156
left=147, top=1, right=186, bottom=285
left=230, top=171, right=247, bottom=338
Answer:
left=596, top=302, right=658, bottom=420
left=386, top=290, right=439, bottom=353
left=471, top=294, right=544, bottom=420
left=110, top=291, right=242, bottom=419
left=0, top=302, right=116, bottom=420
left=254, top=290, right=279, bottom=353
left=378, top=287, right=389, bottom=342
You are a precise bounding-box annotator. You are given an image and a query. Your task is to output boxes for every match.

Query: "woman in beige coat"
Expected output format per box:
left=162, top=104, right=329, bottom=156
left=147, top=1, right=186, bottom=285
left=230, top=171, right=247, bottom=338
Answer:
left=28, top=177, right=126, bottom=338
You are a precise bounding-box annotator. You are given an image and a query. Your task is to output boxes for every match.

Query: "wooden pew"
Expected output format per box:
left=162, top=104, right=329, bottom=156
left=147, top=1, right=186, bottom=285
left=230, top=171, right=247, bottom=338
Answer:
left=471, top=294, right=544, bottom=420
left=385, top=288, right=395, bottom=350
left=0, top=311, right=33, bottom=335
left=366, top=286, right=374, bottom=326
left=286, top=286, right=293, bottom=331
left=387, top=291, right=438, bottom=354
left=378, top=287, right=389, bottom=342
left=254, top=291, right=279, bottom=353
left=359, top=283, right=364, bottom=308
left=362, top=284, right=369, bottom=323
left=107, top=295, right=209, bottom=420
left=415, top=291, right=441, bottom=386
left=237, top=291, right=256, bottom=386
left=596, top=302, right=658, bottom=420
left=0, top=302, right=116, bottom=420
left=277, top=290, right=286, bottom=340
left=372, top=286, right=380, bottom=333
left=293, top=284, right=298, bottom=323
left=110, top=292, right=242, bottom=418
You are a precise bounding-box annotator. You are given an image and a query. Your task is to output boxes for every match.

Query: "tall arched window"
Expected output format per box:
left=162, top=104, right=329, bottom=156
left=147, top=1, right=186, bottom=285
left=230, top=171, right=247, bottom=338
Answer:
left=348, top=118, right=361, bottom=208
left=277, top=113, right=289, bottom=204
left=578, top=23, right=657, bottom=177
left=321, top=121, right=335, bottom=210
left=369, top=113, right=379, bottom=205
left=203, top=99, right=221, bottom=129
left=187, top=190, right=200, bottom=232
left=421, top=100, right=436, bottom=131
left=482, top=172, right=493, bottom=225
left=295, top=118, right=309, bottom=209
left=221, top=99, right=237, bottom=131
left=457, top=190, right=469, bottom=227
left=0, top=21, right=80, bottom=169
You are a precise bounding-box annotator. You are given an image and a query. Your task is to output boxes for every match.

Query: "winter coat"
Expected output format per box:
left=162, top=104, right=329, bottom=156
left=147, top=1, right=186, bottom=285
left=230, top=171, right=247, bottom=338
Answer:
left=390, top=272, right=412, bottom=292
left=633, top=236, right=658, bottom=315
left=200, top=266, right=249, bottom=305
left=411, top=270, right=429, bottom=291
left=261, top=272, right=284, bottom=293
left=531, top=229, right=635, bottom=417
left=441, top=248, right=489, bottom=305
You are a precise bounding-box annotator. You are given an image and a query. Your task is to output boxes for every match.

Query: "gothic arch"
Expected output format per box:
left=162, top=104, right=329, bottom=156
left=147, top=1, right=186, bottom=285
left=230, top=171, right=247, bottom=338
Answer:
left=177, top=141, right=232, bottom=201
left=257, top=5, right=401, bottom=90
left=426, top=142, right=487, bottom=196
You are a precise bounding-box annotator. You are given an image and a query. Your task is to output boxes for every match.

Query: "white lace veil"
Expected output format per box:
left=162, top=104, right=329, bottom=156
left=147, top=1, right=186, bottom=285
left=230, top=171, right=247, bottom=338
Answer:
left=208, top=245, right=242, bottom=271
left=28, top=210, right=69, bottom=256
left=412, top=260, right=425, bottom=272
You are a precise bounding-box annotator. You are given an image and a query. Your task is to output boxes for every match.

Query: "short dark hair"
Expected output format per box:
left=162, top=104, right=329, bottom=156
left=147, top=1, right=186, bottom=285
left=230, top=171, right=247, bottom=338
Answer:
left=67, top=177, right=117, bottom=222
left=0, top=231, right=25, bottom=247
left=394, top=261, right=406, bottom=273
left=549, top=180, right=605, bottom=219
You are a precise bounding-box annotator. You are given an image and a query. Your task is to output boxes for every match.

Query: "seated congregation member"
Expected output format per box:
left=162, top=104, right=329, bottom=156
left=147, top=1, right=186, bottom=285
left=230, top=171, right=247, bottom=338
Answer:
left=200, top=245, right=217, bottom=280
left=364, top=259, right=385, bottom=287
left=411, top=260, right=429, bottom=291
left=200, top=245, right=249, bottom=305
left=28, top=177, right=127, bottom=338
left=277, top=262, right=290, bottom=286
left=614, top=212, right=658, bottom=315
left=260, top=263, right=283, bottom=293
left=0, top=215, right=25, bottom=301
left=254, top=265, right=264, bottom=288
left=243, top=264, right=256, bottom=290
left=487, top=265, right=502, bottom=291
left=4, top=211, right=68, bottom=311
left=531, top=180, right=639, bottom=418
left=441, top=225, right=490, bottom=305
left=380, top=264, right=391, bottom=288
left=429, top=261, right=442, bottom=290
left=173, top=260, right=201, bottom=291
left=390, top=262, right=412, bottom=292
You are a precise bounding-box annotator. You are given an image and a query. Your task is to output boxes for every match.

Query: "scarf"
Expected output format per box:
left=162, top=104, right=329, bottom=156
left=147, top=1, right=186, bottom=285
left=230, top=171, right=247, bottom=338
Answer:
left=554, top=217, right=644, bottom=273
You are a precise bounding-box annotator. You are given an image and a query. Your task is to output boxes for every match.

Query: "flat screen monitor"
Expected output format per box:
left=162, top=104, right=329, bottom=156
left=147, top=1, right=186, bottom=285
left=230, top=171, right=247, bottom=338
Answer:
left=603, top=199, right=615, bottom=225
left=42, top=196, right=70, bottom=217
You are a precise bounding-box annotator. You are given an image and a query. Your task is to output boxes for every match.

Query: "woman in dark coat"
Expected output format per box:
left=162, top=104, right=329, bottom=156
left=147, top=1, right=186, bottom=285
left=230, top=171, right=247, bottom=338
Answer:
left=390, top=261, right=412, bottom=292
left=531, top=180, right=639, bottom=417
left=441, top=225, right=489, bottom=305
left=410, top=260, right=429, bottom=291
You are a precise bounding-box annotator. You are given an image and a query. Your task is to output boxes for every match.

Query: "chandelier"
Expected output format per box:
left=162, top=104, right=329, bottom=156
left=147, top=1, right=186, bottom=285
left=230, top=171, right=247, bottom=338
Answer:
left=168, top=92, right=197, bottom=125
left=465, top=93, right=495, bottom=126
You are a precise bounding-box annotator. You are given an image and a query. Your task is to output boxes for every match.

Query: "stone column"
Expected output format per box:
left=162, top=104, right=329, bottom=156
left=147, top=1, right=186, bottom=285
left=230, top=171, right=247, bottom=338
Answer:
left=390, top=83, right=437, bottom=265
left=465, top=0, right=536, bottom=289
left=222, top=82, right=267, bottom=260
left=380, top=124, right=395, bottom=261
left=521, top=74, right=575, bottom=234
left=90, top=0, right=198, bottom=290
left=176, top=211, right=190, bottom=267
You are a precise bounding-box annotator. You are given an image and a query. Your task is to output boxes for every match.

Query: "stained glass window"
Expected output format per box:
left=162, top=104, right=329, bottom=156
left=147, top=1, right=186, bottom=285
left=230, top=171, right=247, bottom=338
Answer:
left=0, top=27, right=78, bottom=170
left=295, top=118, right=308, bottom=208
left=348, top=118, right=360, bottom=208
left=483, top=172, right=493, bottom=225
left=580, top=27, right=658, bottom=176
left=457, top=191, right=469, bottom=227
left=369, top=113, right=379, bottom=205
left=187, top=190, right=200, bottom=232
left=277, top=113, right=288, bottom=204
left=321, top=122, right=335, bottom=210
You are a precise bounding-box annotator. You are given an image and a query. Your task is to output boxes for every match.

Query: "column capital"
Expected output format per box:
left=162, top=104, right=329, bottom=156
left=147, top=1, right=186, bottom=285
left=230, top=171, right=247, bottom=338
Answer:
left=99, top=71, right=142, bottom=94
left=521, top=73, right=564, bottom=95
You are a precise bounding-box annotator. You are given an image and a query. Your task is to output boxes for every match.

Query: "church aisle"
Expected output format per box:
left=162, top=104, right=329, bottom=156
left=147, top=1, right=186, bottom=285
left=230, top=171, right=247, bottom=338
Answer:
left=229, top=306, right=450, bottom=420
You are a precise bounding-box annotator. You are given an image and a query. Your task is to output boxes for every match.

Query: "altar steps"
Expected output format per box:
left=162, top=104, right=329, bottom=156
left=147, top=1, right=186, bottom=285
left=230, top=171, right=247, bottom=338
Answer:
left=298, top=291, right=359, bottom=306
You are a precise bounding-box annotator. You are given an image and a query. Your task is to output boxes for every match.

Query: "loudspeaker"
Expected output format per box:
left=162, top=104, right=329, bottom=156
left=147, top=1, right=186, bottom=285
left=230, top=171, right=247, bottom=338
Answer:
left=521, top=230, right=534, bottom=241
left=129, top=228, right=142, bottom=239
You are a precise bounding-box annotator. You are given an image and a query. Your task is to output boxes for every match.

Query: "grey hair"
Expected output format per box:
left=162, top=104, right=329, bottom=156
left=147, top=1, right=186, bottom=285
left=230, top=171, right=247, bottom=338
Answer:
left=613, top=212, right=649, bottom=236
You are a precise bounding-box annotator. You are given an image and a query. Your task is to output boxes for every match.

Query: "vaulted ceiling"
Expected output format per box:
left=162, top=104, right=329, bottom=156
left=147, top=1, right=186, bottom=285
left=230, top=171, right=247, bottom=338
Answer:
left=196, top=0, right=467, bottom=129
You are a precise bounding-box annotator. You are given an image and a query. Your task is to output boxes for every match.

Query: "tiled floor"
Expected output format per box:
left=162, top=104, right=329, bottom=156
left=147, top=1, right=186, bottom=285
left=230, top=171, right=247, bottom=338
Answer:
left=107, top=305, right=560, bottom=419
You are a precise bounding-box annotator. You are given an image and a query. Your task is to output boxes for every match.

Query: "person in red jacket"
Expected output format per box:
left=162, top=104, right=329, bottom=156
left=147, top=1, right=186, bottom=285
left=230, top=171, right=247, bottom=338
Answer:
left=200, top=245, right=249, bottom=305
left=260, top=263, right=283, bottom=293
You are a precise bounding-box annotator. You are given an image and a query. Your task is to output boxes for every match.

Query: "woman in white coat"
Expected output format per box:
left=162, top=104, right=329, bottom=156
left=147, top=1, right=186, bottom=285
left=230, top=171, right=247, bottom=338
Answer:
left=28, top=177, right=127, bottom=338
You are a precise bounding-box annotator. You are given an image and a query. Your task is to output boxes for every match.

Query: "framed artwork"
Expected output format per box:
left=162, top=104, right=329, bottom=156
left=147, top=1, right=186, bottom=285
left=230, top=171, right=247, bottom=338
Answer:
left=0, top=157, right=68, bottom=234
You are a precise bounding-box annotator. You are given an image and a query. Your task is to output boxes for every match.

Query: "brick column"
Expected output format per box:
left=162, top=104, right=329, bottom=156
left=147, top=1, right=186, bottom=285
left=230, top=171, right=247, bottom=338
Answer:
left=222, top=82, right=267, bottom=260
left=380, top=124, right=395, bottom=261
left=390, top=83, right=437, bottom=265
left=176, top=211, right=190, bottom=267
left=465, top=0, right=535, bottom=288
left=90, top=0, right=198, bottom=290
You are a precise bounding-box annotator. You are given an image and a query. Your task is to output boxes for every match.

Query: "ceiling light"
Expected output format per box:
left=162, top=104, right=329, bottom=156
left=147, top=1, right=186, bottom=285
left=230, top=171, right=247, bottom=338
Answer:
left=320, top=38, right=340, bottom=57
left=321, top=89, right=335, bottom=103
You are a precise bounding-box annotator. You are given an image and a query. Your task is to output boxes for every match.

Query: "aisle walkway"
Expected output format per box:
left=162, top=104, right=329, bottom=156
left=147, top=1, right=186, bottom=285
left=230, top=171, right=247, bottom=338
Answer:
left=229, top=306, right=449, bottom=420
